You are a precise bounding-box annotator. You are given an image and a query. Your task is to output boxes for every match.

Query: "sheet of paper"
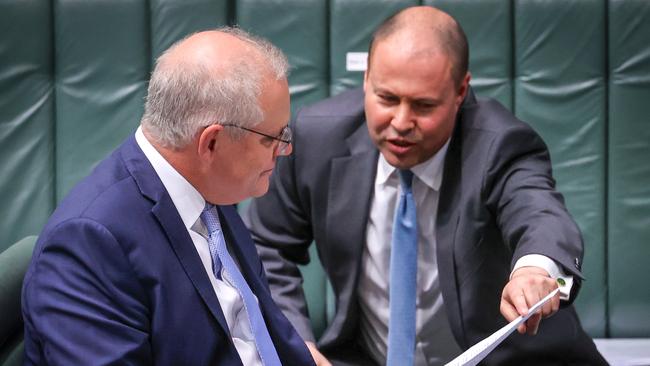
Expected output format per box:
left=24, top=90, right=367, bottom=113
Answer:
left=444, top=288, right=560, bottom=366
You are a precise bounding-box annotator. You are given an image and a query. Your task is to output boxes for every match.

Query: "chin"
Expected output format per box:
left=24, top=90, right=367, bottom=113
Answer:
left=251, top=183, right=270, bottom=198
left=251, top=190, right=268, bottom=198
left=383, top=153, right=416, bottom=170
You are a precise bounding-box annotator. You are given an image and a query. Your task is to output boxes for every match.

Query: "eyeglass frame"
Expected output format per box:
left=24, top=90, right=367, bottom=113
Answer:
left=220, top=123, right=292, bottom=155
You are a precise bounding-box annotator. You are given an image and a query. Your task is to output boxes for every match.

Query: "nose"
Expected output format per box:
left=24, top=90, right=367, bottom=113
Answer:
left=391, top=103, right=414, bottom=134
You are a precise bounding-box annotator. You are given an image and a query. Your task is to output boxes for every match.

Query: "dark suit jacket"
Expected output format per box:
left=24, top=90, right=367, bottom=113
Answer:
left=243, top=87, right=607, bottom=365
left=21, top=136, right=315, bottom=365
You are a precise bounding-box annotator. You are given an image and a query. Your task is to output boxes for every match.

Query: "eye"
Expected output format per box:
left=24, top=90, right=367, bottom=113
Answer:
left=259, top=136, right=275, bottom=147
left=412, top=101, right=435, bottom=113
left=378, top=94, right=398, bottom=105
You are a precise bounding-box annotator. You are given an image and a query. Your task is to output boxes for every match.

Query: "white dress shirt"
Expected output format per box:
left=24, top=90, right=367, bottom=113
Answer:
left=358, top=139, right=572, bottom=366
left=135, top=127, right=263, bottom=366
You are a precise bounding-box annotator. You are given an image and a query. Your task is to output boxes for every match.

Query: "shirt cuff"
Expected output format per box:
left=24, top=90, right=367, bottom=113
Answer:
left=512, top=254, right=573, bottom=301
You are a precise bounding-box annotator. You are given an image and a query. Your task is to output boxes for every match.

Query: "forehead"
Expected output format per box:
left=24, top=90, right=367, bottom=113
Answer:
left=367, top=39, right=455, bottom=98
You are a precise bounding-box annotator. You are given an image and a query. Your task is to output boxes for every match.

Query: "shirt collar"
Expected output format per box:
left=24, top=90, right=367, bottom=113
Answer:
left=376, top=138, right=450, bottom=191
left=135, top=126, right=205, bottom=231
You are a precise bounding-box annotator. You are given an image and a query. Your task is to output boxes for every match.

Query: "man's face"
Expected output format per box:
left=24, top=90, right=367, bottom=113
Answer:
left=212, top=78, right=291, bottom=203
left=363, top=40, right=469, bottom=169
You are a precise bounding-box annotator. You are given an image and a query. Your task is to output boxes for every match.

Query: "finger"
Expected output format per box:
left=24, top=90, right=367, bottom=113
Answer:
left=521, top=284, right=541, bottom=315
left=550, top=290, right=560, bottom=315
left=542, top=289, right=561, bottom=318
left=500, top=294, right=521, bottom=322
left=305, top=342, right=332, bottom=366
left=517, top=323, right=527, bottom=334
left=540, top=282, right=560, bottom=317
left=520, top=285, right=544, bottom=335
left=512, top=289, right=531, bottom=317
left=526, top=312, right=542, bottom=335
left=501, top=289, right=528, bottom=333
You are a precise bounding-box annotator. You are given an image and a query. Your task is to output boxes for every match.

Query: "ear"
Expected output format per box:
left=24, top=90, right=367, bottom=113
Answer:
left=197, top=124, right=224, bottom=159
left=455, top=71, right=472, bottom=107
left=363, top=69, right=369, bottom=93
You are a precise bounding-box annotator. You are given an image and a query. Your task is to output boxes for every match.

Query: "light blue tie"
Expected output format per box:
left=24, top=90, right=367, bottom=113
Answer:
left=387, top=170, right=418, bottom=366
left=201, top=204, right=281, bottom=366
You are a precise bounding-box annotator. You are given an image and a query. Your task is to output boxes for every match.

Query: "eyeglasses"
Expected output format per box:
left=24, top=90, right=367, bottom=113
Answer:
left=221, top=123, right=292, bottom=155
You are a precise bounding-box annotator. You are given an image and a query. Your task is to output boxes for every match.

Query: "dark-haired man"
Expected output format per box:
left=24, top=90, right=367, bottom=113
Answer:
left=244, top=6, right=606, bottom=366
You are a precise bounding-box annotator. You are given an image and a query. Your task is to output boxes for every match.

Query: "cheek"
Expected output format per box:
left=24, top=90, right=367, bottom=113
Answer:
left=366, top=103, right=391, bottom=132
left=419, top=110, right=456, bottom=143
left=248, top=149, right=273, bottom=176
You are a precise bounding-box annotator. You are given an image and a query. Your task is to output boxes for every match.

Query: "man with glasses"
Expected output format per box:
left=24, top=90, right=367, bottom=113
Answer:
left=221, top=123, right=292, bottom=156
left=22, top=28, right=314, bottom=365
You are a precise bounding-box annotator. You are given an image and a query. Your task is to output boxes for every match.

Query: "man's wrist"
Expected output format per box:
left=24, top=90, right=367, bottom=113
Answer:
left=512, top=254, right=573, bottom=300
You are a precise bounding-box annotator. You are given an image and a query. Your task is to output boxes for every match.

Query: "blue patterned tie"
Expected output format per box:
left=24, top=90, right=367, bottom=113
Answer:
left=201, top=204, right=281, bottom=366
left=387, top=170, right=418, bottom=366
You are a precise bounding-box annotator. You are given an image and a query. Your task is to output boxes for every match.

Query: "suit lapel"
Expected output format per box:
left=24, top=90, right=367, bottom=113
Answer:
left=324, top=123, right=377, bottom=332
left=151, top=198, right=232, bottom=335
left=436, top=137, right=465, bottom=347
left=436, top=89, right=477, bottom=348
left=121, top=137, right=232, bottom=337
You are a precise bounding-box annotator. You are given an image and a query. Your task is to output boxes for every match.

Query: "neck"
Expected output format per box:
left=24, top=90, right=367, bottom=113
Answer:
left=142, top=128, right=204, bottom=195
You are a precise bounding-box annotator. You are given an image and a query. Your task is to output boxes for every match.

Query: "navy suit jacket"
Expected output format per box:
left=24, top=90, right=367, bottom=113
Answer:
left=244, top=88, right=607, bottom=365
left=22, top=136, right=314, bottom=365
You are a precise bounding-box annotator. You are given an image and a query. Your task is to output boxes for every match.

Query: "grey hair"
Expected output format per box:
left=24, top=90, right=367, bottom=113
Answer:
left=141, top=26, right=289, bottom=149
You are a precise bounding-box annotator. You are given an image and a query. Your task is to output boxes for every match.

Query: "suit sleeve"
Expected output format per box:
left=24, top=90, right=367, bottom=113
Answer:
left=22, top=218, right=152, bottom=365
left=484, top=123, right=585, bottom=302
left=242, top=117, right=317, bottom=342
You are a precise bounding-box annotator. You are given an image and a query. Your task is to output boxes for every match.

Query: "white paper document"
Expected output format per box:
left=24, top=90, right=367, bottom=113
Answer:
left=445, top=288, right=560, bottom=366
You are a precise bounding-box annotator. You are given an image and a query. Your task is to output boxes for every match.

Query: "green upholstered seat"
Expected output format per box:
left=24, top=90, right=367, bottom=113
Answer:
left=0, top=236, right=37, bottom=366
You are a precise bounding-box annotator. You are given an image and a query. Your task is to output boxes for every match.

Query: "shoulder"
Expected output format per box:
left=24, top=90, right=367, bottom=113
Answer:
left=292, top=88, right=366, bottom=155
left=42, top=143, right=153, bottom=243
left=297, top=87, right=365, bottom=119
left=294, top=88, right=365, bottom=132
left=460, top=94, right=539, bottom=139
left=26, top=147, right=157, bottom=293
left=450, top=93, right=551, bottom=177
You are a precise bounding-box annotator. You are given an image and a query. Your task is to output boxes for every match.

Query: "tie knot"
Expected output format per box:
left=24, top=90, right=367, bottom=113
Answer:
left=200, top=203, right=221, bottom=234
left=399, top=169, right=414, bottom=191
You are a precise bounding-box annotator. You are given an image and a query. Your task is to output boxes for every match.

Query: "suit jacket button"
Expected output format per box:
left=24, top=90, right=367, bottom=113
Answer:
left=574, top=258, right=581, bottom=270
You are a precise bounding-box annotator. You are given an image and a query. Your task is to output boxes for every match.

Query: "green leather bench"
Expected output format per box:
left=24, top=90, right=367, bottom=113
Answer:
left=0, top=236, right=37, bottom=366
left=1, top=2, right=649, bottom=362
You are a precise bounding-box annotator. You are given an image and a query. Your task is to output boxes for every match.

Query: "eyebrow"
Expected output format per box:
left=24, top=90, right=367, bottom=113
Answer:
left=373, top=86, right=440, bottom=105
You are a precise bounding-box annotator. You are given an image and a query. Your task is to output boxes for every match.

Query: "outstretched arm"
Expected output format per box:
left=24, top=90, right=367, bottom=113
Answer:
left=484, top=122, right=584, bottom=334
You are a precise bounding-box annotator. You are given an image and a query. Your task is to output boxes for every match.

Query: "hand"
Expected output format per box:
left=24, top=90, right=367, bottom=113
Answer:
left=305, top=341, right=332, bottom=366
left=500, top=266, right=560, bottom=335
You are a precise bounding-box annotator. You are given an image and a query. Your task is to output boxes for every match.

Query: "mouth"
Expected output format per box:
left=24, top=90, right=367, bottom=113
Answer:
left=385, top=138, right=415, bottom=155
